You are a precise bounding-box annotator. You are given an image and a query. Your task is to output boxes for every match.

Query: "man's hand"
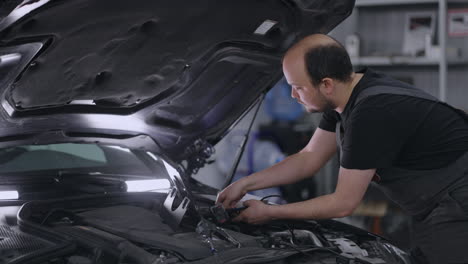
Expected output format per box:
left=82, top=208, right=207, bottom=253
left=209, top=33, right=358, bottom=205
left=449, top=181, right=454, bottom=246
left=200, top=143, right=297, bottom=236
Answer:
left=232, top=200, right=274, bottom=224
left=216, top=178, right=250, bottom=209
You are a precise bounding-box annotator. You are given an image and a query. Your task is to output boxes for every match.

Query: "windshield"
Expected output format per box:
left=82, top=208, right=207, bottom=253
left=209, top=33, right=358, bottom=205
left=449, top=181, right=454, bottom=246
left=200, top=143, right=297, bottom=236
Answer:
left=0, top=143, right=176, bottom=200
left=0, top=143, right=156, bottom=175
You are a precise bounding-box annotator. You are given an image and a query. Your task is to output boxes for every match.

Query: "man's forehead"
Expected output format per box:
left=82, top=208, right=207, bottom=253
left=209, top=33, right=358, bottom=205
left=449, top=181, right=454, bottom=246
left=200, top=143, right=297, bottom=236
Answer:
left=283, top=65, right=310, bottom=87
left=283, top=50, right=307, bottom=74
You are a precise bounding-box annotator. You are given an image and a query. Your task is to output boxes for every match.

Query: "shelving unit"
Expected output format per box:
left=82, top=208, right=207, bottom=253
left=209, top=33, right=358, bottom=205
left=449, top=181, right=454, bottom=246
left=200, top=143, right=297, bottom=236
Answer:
left=351, top=56, right=468, bottom=66
left=355, top=0, right=466, bottom=7
left=351, top=0, right=453, bottom=101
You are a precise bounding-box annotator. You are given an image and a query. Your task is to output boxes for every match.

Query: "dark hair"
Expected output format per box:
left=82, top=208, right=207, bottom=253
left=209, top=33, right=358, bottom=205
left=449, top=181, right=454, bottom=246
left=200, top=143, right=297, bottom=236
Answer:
left=304, top=43, right=353, bottom=86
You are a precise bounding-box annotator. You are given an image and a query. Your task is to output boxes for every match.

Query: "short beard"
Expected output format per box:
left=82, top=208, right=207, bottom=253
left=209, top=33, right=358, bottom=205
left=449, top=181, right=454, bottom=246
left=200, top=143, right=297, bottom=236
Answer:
left=308, top=97, right=336, bottom=114
left=322, top=99, right=336, bottom=112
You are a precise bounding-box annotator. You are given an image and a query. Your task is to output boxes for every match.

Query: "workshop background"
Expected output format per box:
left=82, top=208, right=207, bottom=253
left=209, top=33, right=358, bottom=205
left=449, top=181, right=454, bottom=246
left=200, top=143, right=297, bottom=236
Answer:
left=194, top=0, right=468, bottom=251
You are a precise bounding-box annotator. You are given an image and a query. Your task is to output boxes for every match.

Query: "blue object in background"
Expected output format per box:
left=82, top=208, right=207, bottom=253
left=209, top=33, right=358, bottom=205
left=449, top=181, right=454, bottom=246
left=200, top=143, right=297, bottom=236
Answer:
left=246, top=139, right=285, bottom=204
left=265, top=77, right=304, bottom=121
left=230, top=136, right=286, bottom=204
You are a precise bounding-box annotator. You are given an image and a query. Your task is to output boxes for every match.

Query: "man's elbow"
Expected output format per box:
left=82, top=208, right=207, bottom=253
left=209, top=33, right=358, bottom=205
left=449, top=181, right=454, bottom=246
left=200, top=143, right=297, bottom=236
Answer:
left=336, top=207, right=355, bottom=218
left=335, top=200, right=359, bottom=218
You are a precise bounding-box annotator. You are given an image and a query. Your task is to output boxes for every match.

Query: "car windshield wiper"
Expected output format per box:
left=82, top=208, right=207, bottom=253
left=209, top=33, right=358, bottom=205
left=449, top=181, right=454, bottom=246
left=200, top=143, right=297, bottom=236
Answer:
left=0, top=170, right=173, bottom=199
left=55, top=171, right=174, bottom=193
left=0, top=172, right=128, bottom=199
left=50, top=171, right=128, bottom=194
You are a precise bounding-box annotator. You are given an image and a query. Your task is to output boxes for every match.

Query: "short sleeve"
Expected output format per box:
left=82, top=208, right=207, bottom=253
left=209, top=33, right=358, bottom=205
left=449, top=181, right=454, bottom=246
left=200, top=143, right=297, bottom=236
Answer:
left=319, top=110, right=340, bottom=132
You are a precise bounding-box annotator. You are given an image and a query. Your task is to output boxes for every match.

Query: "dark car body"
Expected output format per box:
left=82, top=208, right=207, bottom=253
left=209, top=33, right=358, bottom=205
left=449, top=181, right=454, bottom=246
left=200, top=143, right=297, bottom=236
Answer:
left=0, top=1, right=411, bottom=263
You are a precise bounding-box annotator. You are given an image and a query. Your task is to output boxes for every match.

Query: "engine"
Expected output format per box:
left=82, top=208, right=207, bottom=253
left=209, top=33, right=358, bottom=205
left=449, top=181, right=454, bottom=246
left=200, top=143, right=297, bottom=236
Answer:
left=0, top=192, right=411, bottom=264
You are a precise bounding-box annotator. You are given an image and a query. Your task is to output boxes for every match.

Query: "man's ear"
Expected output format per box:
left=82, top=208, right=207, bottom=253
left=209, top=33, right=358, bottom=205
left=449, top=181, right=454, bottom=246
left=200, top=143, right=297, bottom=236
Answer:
left=319, top=78, right=334, bottom=95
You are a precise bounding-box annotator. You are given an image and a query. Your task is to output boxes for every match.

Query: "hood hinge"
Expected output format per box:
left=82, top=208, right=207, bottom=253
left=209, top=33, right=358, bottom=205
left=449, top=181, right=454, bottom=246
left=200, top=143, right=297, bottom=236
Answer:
left=182, top=138, right=215, bottom=176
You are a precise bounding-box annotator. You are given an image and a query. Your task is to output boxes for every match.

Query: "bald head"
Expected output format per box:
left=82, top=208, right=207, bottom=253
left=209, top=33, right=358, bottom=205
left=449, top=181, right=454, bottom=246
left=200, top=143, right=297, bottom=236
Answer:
left=285, top=34, right=339, bottom=61
left=283, top=34, right=353, bottom=86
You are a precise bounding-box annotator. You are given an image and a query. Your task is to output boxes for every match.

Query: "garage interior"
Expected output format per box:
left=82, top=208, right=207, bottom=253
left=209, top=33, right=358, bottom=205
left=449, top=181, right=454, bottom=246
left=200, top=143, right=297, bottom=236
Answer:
left=194, top=0, right=468, bottom=252
left=0, top=0, right=467, bottom=262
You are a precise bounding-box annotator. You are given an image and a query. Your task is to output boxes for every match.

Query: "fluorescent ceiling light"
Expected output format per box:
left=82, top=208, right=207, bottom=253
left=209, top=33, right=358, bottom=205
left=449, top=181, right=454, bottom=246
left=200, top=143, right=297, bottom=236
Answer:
left=125, top=179, right=171, bottom=192
left=0, top=191, right=19, bottom=199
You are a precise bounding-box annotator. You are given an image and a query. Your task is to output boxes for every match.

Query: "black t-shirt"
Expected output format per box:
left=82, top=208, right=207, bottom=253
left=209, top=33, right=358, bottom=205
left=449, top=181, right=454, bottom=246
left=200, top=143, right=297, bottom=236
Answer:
left=319, top=68, right=468, bottom=170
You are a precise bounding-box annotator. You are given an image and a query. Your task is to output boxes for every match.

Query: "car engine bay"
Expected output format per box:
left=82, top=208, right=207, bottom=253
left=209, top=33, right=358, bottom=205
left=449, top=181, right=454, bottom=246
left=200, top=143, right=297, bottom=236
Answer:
left=0, top=191, right=410, bottom=264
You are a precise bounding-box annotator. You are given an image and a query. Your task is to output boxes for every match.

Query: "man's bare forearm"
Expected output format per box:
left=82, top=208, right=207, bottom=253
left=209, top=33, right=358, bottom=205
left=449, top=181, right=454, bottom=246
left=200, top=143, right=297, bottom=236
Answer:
left=242, top=151, right=330, bottom=192
left=240, top=128, right=337, bottom=192
left=267, top=167, right=376, bottom=220
left=270, top=193, right=350, bottom=220
left=232, top=168, right=376, bottom=224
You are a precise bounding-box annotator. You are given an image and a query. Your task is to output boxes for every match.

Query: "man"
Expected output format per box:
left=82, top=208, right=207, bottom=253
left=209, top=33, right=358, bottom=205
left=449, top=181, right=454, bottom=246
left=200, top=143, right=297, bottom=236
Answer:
left=216, top=34, right=468, bottom=263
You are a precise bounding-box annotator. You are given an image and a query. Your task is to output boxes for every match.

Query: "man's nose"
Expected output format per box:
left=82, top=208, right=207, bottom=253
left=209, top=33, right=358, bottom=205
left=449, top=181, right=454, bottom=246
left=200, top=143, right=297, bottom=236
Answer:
left=291, top=87, right=298, bottom=99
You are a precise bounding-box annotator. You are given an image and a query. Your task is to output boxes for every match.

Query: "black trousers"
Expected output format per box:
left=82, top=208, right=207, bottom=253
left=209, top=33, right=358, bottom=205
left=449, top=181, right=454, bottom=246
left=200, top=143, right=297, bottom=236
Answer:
left=410, top=176, right=468, bottom=264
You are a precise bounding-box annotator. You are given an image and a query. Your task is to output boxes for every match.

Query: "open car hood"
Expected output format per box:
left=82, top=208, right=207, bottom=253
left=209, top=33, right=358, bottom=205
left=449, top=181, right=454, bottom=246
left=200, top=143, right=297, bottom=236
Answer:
left=0, top=3, right=415, bottom=263
left=0, top=0, right=354, bottom=164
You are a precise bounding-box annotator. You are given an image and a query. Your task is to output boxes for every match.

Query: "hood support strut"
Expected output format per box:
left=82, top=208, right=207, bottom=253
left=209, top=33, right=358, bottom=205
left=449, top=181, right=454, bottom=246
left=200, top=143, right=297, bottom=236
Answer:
left=222, top=93, right=265, bottom=189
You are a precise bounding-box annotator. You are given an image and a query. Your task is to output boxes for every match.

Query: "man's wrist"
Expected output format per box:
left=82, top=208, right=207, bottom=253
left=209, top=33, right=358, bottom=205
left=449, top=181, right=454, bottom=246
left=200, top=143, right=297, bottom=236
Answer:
left=242, top=174, right=255, bottom=192
left=266, top=204, right=280, bottom=221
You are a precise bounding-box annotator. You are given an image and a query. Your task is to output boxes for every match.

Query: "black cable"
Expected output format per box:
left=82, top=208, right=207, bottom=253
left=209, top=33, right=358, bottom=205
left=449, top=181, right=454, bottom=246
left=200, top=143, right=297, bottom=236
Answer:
left=260, top=194, right=299, bottom=248
left=284, top=223, right=297, bottom=245
left=260, top=194, right=283, bottom=202
left=40, top=208, right=70, bottom=225
left=40, top=210, right=56, bottom=225
left=260, top=194, right=291, bottom=240
left=40, top=208, right=84, bottom=226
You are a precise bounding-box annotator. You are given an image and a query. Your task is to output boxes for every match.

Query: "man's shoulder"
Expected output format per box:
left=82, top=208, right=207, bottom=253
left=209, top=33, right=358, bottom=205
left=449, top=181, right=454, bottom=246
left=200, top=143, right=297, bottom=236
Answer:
left=354, top=92, right=427, bottom=111
left=348, top=93, right=426, bottom=125
left=346, top=68, right=423, bottom=117
left=360, top=68, right=415, bottom=89
left=351, top=94, right=404, bottom=113
left=347, top=93, right=443, bottom=137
